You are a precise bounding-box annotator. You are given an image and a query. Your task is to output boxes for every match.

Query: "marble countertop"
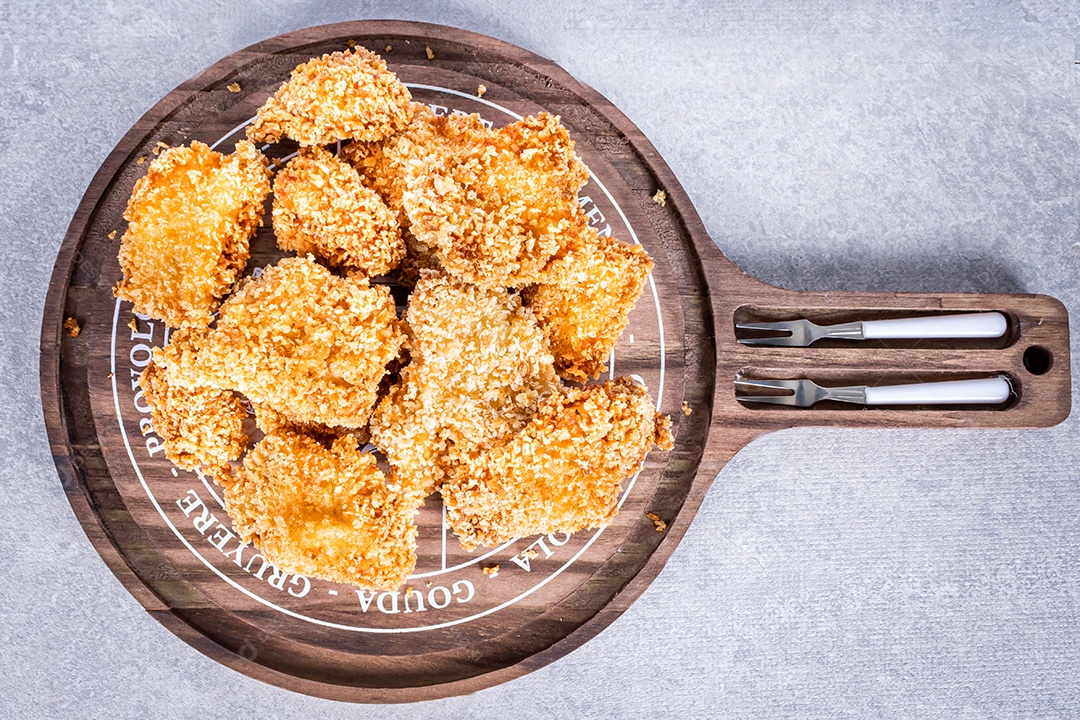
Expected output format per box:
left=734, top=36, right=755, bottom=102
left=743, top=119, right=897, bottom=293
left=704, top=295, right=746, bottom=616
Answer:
left=2, top=1, right=1078, bottom=717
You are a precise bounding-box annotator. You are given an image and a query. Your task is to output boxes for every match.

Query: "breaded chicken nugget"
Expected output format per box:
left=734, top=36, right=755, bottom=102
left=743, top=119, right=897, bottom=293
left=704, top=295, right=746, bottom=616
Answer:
left=115, top=140, right=271, bottom=328
left=224, top=430, right=418, bottom=590
left=443, top=378, right=674, bottom=551
left=272, top=146, right=404, bottom=276
left=139, top=353, right=248, bottom=480
left=369, top=272, right=559, bottom=497
left=247, top=47, right=414, bottom=147
left=160, top=256, right=405, bottom=429
left=523, top=233, right=653, bottom=382
left=401, top=112, right=590, bottom=288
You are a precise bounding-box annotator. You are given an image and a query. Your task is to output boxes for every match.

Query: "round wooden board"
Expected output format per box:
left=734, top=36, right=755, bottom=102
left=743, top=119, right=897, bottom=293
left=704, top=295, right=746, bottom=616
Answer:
left=41, top=21, right=1071, bottom=702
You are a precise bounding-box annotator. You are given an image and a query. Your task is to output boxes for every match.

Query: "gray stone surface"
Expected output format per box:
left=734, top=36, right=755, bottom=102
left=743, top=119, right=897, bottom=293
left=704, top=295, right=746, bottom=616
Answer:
left=2, top=1, right=1078, bottom=717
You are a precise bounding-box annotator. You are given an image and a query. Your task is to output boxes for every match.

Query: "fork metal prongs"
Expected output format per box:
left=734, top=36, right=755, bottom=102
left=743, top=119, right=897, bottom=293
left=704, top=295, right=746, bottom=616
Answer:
left=735, top=375, right=867, bottom=407
left=734, top=376, right=801, bottom=406
left=735, top=319, right=814, bottom=347
left=736, top=318, right=866, bottom=347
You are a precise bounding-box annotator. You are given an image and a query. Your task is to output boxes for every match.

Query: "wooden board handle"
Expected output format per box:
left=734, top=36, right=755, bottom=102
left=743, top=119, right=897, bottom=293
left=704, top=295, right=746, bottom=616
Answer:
left=709, top=278, right=1071, bottom=435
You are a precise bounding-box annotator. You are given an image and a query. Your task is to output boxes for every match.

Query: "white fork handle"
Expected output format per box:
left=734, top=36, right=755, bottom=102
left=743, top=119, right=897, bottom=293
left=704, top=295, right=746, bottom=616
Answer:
left=862, top=312, right=1007, bottom=339
left=864, top=376, right=1012, bottom=405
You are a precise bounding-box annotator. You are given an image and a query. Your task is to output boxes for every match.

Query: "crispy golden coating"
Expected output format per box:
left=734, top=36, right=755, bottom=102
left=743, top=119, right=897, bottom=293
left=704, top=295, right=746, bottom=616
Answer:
left=401, top=112, right=591, bottom=288
left=340, top=103, right=442, bottom=227
left=115, top=140, right=271, bottom=328
left=247, top=47, right=414, bottom=147
left=523, top=234, right=653, bottom=382
left=252, top=402, right=368, bottom=447
left=369, top=272, right=559, bottom=497
left=443, top=378, right=674, bottom=550
left=341, top=104, right=448, bottom=285
left=272, top=146, right=404, bottom=276
left=139, top=356, right=248, bottom=478
left=224, top=430, right=418, bottom=590
left=159, top=256, right=406, bottom=429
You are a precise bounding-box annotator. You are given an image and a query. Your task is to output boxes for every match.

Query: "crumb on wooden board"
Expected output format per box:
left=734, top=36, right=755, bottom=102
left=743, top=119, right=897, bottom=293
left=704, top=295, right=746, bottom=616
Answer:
left=646, top=512, right=666, bottom=532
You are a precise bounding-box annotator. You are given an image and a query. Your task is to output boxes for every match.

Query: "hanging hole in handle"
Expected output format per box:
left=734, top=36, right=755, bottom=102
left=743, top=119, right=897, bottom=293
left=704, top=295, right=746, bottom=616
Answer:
left=1023, top=345, right=1053, bottom=375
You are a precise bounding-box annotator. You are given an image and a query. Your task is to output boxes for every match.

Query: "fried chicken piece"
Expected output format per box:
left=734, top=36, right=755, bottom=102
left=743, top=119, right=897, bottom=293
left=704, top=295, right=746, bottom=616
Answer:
left=115, top=140, right=271, bottom=328
left=160, top=256, right=405, bottom=429
left=224, top=430, right=418, bottom=590
left=139, top=355, right=248, bottom=480
left=443, top=378, right=674, bottom=551
left=369, top=272, right=560, bottom=497
left=247, top=47, right=414, bottom=147
left=401, top=112, right=591, bottom=288
left=272, top=146, right=404, bottom=276
left=523, top=233, right=653, bottom=382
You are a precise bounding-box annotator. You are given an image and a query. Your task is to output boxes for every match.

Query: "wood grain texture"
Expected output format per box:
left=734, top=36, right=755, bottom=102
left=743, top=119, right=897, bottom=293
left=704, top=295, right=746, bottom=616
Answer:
left=39, top=20, right=1070, bottom=703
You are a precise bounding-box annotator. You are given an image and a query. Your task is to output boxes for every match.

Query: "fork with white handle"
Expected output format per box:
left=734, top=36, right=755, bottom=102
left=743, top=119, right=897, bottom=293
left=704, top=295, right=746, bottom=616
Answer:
left=736, top=312, right=1008, bottom=347
left=734, top=374, right=1013, bottom=407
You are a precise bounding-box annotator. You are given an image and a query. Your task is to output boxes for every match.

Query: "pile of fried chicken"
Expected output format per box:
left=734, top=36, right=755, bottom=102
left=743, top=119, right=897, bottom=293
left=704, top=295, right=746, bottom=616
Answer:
left=116, top=45, right=673, bottom=592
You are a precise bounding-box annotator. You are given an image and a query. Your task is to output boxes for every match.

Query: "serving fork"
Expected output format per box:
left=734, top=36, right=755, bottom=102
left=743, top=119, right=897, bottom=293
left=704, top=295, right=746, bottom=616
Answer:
left=736, top=311, right=1007, bottom=347
left=734, top=375, right=1013, bottom=407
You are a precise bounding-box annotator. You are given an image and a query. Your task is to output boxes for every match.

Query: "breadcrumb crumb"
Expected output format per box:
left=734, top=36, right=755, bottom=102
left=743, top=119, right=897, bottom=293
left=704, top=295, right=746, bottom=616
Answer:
left=63, top=317, right=80, bottom=337
left=477, top=84, right=486, bottom=98
left=646, top=512, right=667, bottom=532
left=108, top=230, right=117, bottom=239
left=272, top=146, right=404, bottom=276
left=227, top=82, right=241, bottom=93
left=425, top=46, right=434, bottom=60
left=682, top=401, right=692, bottom=416
left=482, top=565, right=500, bottom=578
left=652, top=189, right=666, bottom=206
left=247, top=47, right=414, bottom=147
